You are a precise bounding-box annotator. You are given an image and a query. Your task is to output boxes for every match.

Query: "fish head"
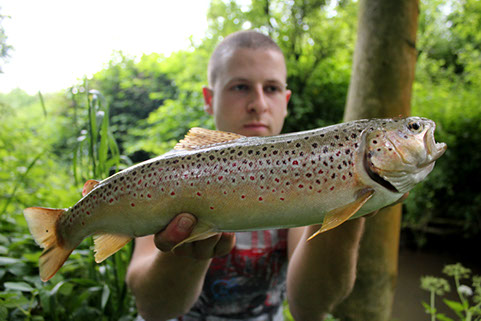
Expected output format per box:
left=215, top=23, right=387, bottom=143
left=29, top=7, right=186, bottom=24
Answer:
left=363, top=117, right=447, bottom=194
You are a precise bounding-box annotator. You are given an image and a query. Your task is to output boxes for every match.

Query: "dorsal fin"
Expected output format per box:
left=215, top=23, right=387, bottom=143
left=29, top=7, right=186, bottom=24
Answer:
left=174, top=127, right=245, bottom=151
left=82, top=179, right=100, bottom=197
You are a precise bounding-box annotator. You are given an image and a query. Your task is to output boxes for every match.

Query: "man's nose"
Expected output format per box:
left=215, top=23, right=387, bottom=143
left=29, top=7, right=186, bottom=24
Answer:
left=247, top=85, right=268, bottom=114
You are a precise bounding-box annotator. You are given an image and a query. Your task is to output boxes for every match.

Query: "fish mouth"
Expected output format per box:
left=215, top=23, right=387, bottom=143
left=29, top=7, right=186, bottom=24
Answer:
left=363, top=152, right=399, bottom=193
left=425, top=126, right=447, bottom=163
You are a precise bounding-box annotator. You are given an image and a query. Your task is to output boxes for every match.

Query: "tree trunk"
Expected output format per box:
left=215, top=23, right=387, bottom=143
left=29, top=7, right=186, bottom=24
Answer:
left=333, top=0, right=419, bottom=320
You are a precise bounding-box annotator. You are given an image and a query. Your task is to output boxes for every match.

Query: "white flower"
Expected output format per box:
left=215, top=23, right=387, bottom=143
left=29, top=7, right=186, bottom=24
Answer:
left=458, top=284, right=473, bottom=296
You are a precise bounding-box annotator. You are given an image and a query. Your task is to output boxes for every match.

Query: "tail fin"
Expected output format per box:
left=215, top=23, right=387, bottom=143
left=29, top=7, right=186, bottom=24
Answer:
left=24, top=207, right=73, bottom=281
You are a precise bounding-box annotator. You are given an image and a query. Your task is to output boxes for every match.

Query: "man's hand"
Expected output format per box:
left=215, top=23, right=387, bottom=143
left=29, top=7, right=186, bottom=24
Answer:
left=153, top=213, right=236, bottom=260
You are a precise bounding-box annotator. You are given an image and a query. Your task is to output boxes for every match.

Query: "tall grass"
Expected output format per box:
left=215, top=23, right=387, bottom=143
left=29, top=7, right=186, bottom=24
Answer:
left=0, top=86, right=136, bottom=320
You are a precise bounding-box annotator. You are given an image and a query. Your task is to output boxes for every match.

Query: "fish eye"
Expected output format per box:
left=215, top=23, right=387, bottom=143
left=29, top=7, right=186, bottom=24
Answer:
left=407, top=121, right=423, bottom=133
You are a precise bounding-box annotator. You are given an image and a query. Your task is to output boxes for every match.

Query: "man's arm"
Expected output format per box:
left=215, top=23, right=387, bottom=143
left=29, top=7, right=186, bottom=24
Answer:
left=126, top=213, right=235, bottom=320
left=286, top=218, right=365, bottom=321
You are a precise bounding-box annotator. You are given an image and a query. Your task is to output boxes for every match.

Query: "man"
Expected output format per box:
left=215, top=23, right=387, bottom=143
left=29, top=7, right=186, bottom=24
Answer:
left=126, top=30, right=365, bottom=321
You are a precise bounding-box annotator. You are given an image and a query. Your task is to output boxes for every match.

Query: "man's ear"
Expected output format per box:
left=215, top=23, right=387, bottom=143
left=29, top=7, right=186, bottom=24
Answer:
left=285, top=89, right=292, bottom=104
left=203, top=86, right=214, bottom=115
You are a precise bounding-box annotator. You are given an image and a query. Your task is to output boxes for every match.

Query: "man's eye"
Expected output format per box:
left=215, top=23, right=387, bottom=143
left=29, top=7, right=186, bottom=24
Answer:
left=265, top=85, right=281, bottom=93
left=232, top=84, right=249, bottom=91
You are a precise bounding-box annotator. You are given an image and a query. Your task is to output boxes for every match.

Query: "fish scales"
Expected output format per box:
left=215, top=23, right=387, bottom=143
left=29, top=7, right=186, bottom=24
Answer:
left=61, top=120, right=367, bottom=237
left=24, top=117, right=447, bottom=281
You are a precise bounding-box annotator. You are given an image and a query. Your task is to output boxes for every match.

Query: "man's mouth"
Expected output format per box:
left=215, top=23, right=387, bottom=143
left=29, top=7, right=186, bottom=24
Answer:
left=244, top=122, right=268, bottom=129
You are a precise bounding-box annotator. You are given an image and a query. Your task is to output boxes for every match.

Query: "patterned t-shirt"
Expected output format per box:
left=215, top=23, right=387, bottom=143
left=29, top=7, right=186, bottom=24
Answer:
left=154, top=229, right=288, bottom=321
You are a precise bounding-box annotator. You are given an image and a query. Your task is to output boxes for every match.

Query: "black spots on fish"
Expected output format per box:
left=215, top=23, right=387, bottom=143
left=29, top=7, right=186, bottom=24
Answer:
left=351, top=133, right=357, bottom=139
left=323, top=147, right=329, bottom=154
left=295, top=143, right=301, bottom=148
left=237, top=151, right=243, bottom=156
left=209, top=155, right=215, bottom=160
left=312, top=143, right=318, bottom=148
left=334, top=135, right=340, bottom=140
left=331, top=173, right=336, bottom=179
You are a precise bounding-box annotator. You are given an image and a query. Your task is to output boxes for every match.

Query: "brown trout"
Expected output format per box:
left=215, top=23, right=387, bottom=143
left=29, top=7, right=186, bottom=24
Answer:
left=24, top=117, right=446, bottom=281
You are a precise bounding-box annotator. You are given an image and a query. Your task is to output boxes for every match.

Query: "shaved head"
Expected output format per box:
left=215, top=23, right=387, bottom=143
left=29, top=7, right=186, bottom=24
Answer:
left=208, top=30, right=284, bottom=87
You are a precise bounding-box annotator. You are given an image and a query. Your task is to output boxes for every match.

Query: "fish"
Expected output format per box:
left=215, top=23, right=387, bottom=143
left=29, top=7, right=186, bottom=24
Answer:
left=24, top=117, right=446, bottom=281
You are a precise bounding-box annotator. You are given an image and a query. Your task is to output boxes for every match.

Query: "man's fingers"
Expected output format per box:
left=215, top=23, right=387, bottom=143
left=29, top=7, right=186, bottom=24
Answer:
left=154, top=213, right=196, bottom=252
left=214, top=233, right=236, bottom=257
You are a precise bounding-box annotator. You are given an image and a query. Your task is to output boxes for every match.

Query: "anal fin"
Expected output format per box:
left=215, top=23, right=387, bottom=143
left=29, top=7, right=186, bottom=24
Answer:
left=171, top=221, right=217, bottom=250
left=93, top=234, right=132, bottom=263
left=308, top=189, right=375, bottom=241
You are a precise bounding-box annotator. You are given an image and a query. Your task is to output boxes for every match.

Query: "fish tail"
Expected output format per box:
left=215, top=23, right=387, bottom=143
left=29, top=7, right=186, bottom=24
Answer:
left=24, top=207, right=74, bottom=282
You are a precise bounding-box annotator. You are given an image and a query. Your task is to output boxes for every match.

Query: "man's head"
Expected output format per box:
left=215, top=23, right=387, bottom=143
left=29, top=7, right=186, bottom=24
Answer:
left=203, top=30, right=291, bottom=137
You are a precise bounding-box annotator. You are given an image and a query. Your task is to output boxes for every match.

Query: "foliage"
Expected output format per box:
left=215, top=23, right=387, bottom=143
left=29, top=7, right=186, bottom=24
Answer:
left=403, top=0, right=481, bottom=244
left=0, top=88, right=135, bottom=320
left=421, top=263, right=481, bottom=321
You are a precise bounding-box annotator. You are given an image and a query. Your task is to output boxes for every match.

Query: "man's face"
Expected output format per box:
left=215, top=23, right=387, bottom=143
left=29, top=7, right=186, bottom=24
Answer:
left=203, top=48, right=291, bottom=137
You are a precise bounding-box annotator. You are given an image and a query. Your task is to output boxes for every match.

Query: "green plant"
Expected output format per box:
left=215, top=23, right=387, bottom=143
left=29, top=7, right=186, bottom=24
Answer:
left=421, top=263, right=481, bottom=321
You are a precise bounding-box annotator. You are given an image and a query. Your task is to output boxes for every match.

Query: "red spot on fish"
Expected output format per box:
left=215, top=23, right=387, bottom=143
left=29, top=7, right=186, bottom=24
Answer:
left=298, top=184, right=304, bottom=189
left=292, top=160, right=298, bottom=165
left=318, top=169, right=324, bottom=174
left=280, top=197, right=285, bottom=201
left=275, top=178, right=280, bottom=183
left=224, top=191, right=227, bottom=195
left=342, top=175, right=346, bottom=180
left=197, top=192, right=202, bottom=197
left=109, top=198, right=114, bottom=203
left=259, top=197, right=263, bottom=201
left=250, top=176, right=255, bottom=180
left=93, top=196, right=96, bottom=200
left=86, top=211, right=90, bottom=215
left=147, top=194, right=152, bottom=198
left=210, top=206, right=214, bottom=210
left=82, top=221, right=85, bottom=226
left=138, top=179, right=142, bottom=185
left=218, top=176, right=223, bottom=180
left=70, top=218, right=72, bottom=222
left=330, top=186, right=335, bottom=191
left=171, top=192, right=175, bottom=196
left=241, top=195, right=246, bottom=199
left=131, top=203, right=135, bottom=207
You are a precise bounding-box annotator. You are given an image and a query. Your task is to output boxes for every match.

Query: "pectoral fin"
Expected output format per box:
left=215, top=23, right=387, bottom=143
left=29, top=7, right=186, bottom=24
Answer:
left=171, top=221, right=217, bottom=250
left=308, top=189, right=375, bottom=241
left=93, top=234, right=132, bottom=263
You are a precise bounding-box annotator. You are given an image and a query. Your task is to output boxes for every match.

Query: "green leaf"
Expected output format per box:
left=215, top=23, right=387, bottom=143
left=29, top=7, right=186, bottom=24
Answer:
left=0, top=306, right=7, bottom=320
left=101, top=284, right=110, bottom=310
left=0, top=293, right=30, bottom=308
left=4, top=281, right=34, bottom=292
left=443, top=299, right=464, bottom=314
left=0, top=256, right=20, bottom=265
left=436, top=313, right=455, bottom=321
